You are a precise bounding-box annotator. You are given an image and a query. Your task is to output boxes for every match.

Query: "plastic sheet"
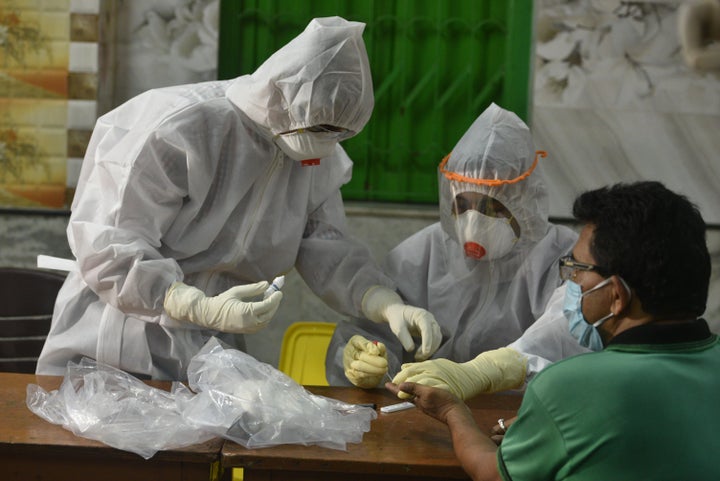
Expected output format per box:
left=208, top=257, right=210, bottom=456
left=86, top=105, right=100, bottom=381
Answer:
left=26, top=358, right=215, bottom=459
left=182, top=337, right=376, bottom=450
left=26, top=337, right=377, bottom=458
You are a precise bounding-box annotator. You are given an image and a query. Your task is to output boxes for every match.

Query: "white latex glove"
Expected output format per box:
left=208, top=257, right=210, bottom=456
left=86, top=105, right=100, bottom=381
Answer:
left=391, top=347, right=527, bottom=400
left=343, top=335, right=388, bottom=388
left=163, top=281, right=282, bottom=334
left=361, top=285, right=442, bottom=361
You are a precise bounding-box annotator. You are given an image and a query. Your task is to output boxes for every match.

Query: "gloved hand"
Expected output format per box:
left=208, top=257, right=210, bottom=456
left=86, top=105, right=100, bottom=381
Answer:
left=391, top=347, right=527, bottom=400
left=163, top=281, right=282, bottom=334
left=361, top=285, right=442, bottom=361
left=343, top=335, right=388, bottom=388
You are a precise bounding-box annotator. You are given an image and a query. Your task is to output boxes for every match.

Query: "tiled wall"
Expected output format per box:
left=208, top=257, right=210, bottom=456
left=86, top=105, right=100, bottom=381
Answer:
left=0, top=0, right=103, bottom=210
left=66, top=0, right=105, bottom=205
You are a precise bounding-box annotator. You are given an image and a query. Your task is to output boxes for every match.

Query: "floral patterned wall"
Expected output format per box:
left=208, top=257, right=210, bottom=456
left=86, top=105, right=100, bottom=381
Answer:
left=532, top=0, right=720, bottom=226
left=111, top=0, right=218, bottom=106
left=533, top=0, right=720, bottom=329
left=535, top=0, right=720, bottom=113
left=0, top=0, right=82, bottom=210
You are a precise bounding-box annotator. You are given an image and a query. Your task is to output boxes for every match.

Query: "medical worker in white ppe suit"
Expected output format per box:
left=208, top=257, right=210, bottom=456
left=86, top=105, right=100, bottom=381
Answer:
left=37, top=17, right=441, bottom=380
left=328, top=103, right=583, bottom=394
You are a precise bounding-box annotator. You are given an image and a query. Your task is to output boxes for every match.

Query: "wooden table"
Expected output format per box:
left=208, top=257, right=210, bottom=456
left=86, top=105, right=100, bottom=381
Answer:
left=0, top=372, right=227, bottom=481
left=222, top=385, right=523, bottom=481
left=2, top=372, right=522, bottom=481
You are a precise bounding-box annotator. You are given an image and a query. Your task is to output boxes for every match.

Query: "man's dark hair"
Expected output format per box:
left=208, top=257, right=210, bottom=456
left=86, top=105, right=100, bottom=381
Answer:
left=572, top=181, right=710, bottom=319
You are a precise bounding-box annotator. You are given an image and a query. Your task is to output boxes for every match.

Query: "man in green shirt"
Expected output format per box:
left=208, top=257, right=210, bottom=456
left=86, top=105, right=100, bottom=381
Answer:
left=387, top=181, right=719, bottom=481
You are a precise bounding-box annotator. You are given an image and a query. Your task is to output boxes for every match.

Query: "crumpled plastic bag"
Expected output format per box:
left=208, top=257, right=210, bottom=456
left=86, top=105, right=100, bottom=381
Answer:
left=26, top=357, right=216, bottom=459
left=26, top=337, right=377, bottom=458
left=181, top=337, right=376, bottom=450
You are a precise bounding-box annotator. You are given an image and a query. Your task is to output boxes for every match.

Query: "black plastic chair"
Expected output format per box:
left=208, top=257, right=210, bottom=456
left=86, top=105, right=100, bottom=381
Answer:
left=0, top=267, right=67, bottom=373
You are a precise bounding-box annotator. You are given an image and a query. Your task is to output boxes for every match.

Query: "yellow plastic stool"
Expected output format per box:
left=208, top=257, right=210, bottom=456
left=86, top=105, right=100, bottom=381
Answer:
left=278, top=321, right=336, bottom=386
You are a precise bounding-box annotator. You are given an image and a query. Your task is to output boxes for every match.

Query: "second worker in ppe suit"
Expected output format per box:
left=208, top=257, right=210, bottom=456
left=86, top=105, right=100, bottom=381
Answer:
left=36, top=16, right=440, bottom=380
left=326, top=103, right=580, bottom=392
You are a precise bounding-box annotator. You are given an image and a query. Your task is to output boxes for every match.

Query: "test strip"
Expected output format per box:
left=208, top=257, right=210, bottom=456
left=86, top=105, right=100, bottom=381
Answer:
left=380, top=401, right=415, bottom=413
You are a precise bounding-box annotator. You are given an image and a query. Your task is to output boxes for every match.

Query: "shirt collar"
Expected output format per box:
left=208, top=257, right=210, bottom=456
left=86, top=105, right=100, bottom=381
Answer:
left=608, top=318, right=712, bottom=346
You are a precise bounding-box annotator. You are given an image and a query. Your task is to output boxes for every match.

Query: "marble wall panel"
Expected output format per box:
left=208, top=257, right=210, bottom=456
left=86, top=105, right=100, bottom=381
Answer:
left=534, top=0, right=720, bottom=225
left=535, top=107, right=720, bottom=222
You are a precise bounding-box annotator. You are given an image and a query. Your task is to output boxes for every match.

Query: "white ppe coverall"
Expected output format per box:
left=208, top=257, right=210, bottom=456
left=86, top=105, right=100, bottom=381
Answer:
left=37, top=17, right=394, bottom=380
left=507, top=283, right=591, bottom=379
left=326, top=103, right=578, bottom=385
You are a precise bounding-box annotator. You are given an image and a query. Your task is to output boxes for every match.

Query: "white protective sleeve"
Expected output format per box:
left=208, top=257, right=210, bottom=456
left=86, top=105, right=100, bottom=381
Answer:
left=508, top=283, right=591, bottom=382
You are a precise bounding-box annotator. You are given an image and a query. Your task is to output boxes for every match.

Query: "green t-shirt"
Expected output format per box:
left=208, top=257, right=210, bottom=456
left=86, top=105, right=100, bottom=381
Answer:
left=498, top=322, right=720, bottom=481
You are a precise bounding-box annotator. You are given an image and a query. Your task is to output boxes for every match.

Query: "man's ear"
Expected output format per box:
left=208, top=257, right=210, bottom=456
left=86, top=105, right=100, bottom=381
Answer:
left=609, top=275, right=632, bottom=315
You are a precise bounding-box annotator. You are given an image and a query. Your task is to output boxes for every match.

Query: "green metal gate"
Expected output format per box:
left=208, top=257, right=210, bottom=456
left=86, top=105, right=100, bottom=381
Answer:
left=219, top=0, right=533, bottom=203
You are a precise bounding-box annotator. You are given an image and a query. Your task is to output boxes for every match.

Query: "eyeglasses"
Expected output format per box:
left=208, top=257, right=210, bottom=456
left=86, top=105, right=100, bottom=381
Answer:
left=277, top=124, right=353, bottom=140
left=558, top=255, right=610, bottom=281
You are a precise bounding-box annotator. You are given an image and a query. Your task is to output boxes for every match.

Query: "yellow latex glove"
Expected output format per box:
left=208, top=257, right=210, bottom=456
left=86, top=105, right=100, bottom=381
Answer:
left=163, top=281, right=282, bottom=334
left=343, top=335, right=388, bottom=388
left=361, top=286, right=442, bottom=360
left=391, top=347, right=527, bottom=400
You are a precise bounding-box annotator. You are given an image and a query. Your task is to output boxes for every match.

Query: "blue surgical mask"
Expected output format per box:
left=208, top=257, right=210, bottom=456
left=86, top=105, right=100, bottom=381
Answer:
left=563, top=278, right=614, bottom=351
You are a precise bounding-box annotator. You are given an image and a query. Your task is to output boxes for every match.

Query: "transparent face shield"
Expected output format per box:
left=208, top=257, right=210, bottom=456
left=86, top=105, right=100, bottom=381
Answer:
left=439, top=150, right=544, bottom=257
